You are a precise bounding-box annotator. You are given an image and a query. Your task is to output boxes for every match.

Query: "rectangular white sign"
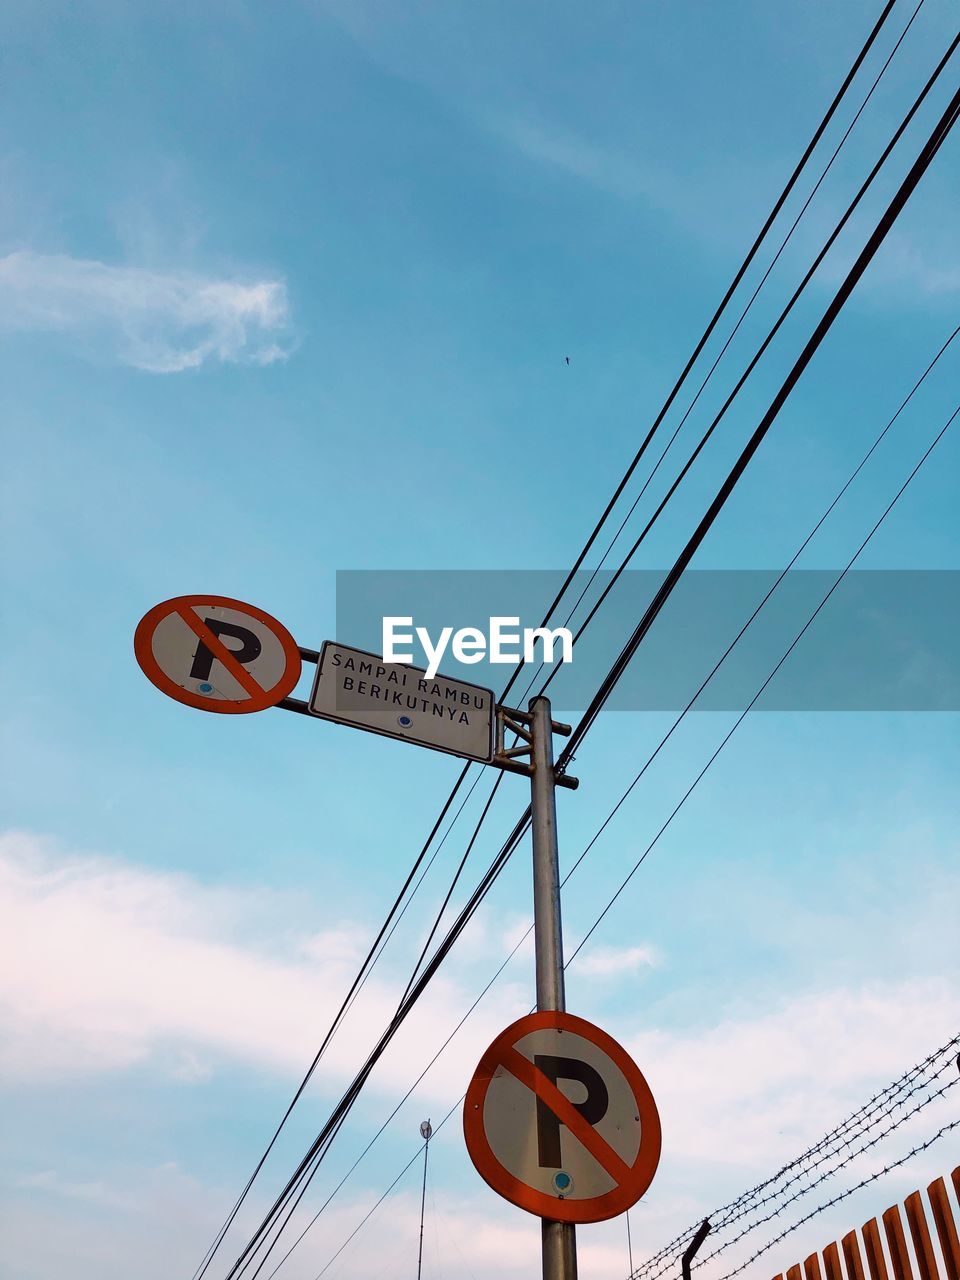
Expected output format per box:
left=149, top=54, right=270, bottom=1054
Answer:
left=309, top=642, right=495, bottom=763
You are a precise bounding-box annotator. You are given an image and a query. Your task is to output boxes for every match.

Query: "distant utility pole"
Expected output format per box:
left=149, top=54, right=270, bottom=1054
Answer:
left=417, top=1119, right=432, bottom=1280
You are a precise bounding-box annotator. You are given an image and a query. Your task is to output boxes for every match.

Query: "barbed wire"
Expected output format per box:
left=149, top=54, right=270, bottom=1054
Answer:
left=685, top=1074, right=959, bottom=1275
left=636, top=1038, right=959, bottom=1273
left=631, top=1034, right=960, bottom=1279
left=711, top=1115, right=960, bottom=1280
left=709, top=1065, right=959, bottom=1236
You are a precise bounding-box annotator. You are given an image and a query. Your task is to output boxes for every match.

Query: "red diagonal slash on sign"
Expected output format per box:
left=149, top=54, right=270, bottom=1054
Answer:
left=500, top=1045, right=633, bottom=1185
left=175, top=607, right=266, bottom=699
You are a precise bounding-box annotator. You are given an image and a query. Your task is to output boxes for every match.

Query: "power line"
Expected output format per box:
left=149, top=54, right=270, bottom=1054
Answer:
left=554, top=71, right=960, bottom=768
left=221, top=808, right=533, bottom=1280
left=512, top=0, right=926, bottom=709
left=192, top=10, right=912, bottom=1269
left=320, top=320, right=960, bottom=1266
left=230, top=782, right=512, bottom=1280
left=240, top=93, right=960, bottom=1250
left=303, top=378, right=959, bottom=1280
left=542, top=30, right=959, bottom=724
left=496, top=0, right=902, bottom=712
left=201, top=21, right=958, bottom=1279
left=192, top=760, right=472, bottom=1280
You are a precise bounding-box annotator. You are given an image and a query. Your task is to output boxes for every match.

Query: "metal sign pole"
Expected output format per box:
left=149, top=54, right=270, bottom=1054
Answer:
left=529, top=694, right=578, bottom=1280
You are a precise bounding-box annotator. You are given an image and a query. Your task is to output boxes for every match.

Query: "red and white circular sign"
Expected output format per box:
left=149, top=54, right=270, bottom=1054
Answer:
left=463, top=1010, right=661, bottom=1224
left=134, top=594, right=301, bottom=714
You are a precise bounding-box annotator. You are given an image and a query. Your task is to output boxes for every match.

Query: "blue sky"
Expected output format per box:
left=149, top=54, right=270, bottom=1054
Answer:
left=1, top=2, right=958, bottom=1279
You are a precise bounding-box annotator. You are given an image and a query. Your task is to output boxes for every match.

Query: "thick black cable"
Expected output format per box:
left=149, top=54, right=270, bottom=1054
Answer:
left=337, top=769, right=488, bottom=1027
left=512, top=0, right=925, bottom=710
left=234, top=777, right=510, bottom=1280
left=553, top=322, right=960, bottom=893
left=227, top=88, right=960, bottom=1267
left=222, top=807, right=532, bottom=1280
left=567, top=397, right=960, bottom=968
left=399, top=772, right=506, bottom=1006
left=265, top=867, right=545, bottom=1279
left=272, top=361, right=960, bottom=1280
left=495, top=0, right=899, bottom=705
left=193, top=12, right=907, bottom=1268
left=542, top=30, right=959, bottom=713
left=555, top=75, right=960, bottom=768
left=201, top=12, right=940, bottom=1271
left=307, top=388, right=959, bottom=1280
left=192, top=760, right=473, bottom=1280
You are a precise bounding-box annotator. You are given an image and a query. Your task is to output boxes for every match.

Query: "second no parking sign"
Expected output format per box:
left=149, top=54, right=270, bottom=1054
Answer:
left=464, top=1010, right=661, bottom=1224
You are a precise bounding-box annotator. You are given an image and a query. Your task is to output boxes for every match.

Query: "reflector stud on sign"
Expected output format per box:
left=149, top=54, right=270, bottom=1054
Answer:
left=463, top=1010, right=661, bottom=1224
left=134, top=594, right=302, bottom=714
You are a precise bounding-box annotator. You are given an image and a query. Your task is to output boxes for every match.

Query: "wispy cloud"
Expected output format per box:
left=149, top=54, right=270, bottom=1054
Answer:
left=0, top=250, right=293, bottom=372
left=3, top=833, right=957, bottom=1280
left=871, top=230, right=960, bottom=298
left=575, top=942, right=660, bottom=978
left=0, top=832, right=527, bottom=1093
left=491, top=116, right=664, bottom=204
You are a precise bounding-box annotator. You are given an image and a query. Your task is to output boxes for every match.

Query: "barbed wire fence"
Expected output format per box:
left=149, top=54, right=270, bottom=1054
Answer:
left=629, top=1033, right=960, bottom=1280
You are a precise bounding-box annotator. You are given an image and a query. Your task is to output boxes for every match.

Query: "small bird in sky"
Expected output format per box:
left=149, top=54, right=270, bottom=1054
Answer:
left=565, top=356, right=570, bottom=365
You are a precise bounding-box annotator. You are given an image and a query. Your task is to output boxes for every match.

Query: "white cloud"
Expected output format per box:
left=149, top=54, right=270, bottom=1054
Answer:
left=628, top=980, right=960, bottom=1171
left=2, top=831, right=958, bottom=1280
left=870, top=230, right=960, bottom=298
left=491, top=115, right=669, bottom=207
left=574, top=942, right=660, bottom=979
left=0, top=831, right=527, bottom=1093
left=0, top=250, right=293, bottom=372
left=13, top=1169, right=135, bottom=1211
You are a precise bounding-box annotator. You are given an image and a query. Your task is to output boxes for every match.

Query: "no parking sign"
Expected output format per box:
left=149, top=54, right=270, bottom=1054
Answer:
left=134, top=594, right=301, bottom=714
left=464, top=1010, right=661, bottom=1224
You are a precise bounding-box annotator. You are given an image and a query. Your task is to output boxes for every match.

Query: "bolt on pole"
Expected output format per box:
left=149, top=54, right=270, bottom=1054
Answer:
left=529, top=694, right=578, bottom=1280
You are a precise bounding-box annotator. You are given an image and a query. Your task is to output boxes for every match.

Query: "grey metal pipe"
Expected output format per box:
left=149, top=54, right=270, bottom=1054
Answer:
left=529, top=694, right=578, bottom=1280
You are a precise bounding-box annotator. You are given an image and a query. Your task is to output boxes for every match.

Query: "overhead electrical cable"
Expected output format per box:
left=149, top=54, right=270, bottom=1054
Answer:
left=553, top=71, right=960, bottom=767
left=512, top=0, right=925, bottom=709
left=190, top=761, right=477, bottom=1280
left=563, top=398, right=960, bottom=965
left=195, top=8, right=908, bottom=1264
left=265, top=317, right=960, bottom=1274
left=305, top=387, right=959, bottom=1280
left=194, top=8, right=935, bottom=1271
left=221, top=78, right=960, bottom=1278
left=494, top=0, right=901, bottom=706
left=541, top=30, right=960, bottom=717
left=231, top=777, right=510, bottom=1280
left=221, top=808, right=533, bottom=1280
